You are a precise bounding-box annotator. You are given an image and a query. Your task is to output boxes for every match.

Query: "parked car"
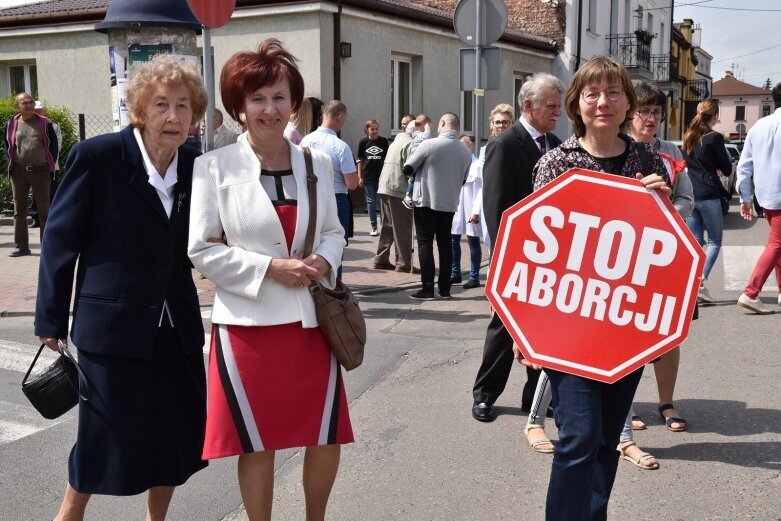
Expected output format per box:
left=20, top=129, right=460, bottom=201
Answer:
left=722, top=143, right=740, bottom=196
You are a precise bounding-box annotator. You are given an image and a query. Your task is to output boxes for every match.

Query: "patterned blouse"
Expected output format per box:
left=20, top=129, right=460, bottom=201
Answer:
left=533, top=134, right=670, bottom=191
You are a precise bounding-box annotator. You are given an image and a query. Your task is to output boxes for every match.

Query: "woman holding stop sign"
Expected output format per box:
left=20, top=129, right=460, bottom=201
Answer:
left=531, top=56, right=672, bottom=520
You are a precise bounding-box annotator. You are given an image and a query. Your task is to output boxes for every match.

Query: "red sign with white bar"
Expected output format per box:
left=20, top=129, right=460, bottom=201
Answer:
left=187, top=0, right=235, bottom=29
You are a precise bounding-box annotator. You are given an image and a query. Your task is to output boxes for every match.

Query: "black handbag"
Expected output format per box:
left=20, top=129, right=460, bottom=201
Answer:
left=22, top=342, right=90, bottom=420
left=301, top=147, right=367, bottom=370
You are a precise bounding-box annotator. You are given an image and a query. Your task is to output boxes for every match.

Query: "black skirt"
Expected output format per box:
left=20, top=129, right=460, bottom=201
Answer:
left=68, top=323, right=207, bottom=495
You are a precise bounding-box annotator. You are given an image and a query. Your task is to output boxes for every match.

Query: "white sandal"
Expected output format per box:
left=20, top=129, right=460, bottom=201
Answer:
left=618, top=441, right=659, bottom=470
left=524, top=425, right=555, bottom=454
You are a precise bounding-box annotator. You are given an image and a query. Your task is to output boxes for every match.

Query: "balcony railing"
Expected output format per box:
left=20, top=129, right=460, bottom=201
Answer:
left=606, top=33, right=651, bottom=71
left=682, top=79, right=709, bottom=101
left=651, top=54, right=670, bottom=83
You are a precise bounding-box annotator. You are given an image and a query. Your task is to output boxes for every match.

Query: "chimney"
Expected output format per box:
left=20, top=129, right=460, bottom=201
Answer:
left=725, top=71, right=734, bottom=79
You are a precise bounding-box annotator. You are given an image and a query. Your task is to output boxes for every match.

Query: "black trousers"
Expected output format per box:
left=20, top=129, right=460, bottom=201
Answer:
left=472, top=311, right=541, bottom=407
left=414, top=206, right=454, bottom=293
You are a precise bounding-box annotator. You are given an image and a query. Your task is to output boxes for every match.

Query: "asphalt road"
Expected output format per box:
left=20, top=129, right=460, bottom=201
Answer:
left=1, top=202, right=780, bottom=520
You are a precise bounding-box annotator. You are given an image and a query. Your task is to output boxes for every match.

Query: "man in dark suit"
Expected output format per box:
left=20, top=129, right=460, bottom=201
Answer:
left=472, top=73, right=565, bottom=422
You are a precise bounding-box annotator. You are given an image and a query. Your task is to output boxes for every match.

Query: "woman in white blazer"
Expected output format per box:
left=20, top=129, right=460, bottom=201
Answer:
left=188, top=39, right=352, bottom=521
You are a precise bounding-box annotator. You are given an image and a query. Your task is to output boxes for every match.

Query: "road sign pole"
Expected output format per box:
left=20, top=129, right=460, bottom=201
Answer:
left=474, top=0, right=482, bottom=150
left=203, top=26, right=214, bottom=152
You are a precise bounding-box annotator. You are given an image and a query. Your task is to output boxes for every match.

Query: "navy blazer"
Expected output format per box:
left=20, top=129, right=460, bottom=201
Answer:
left=482, top=121, right=561, bottom=252
left=35, top=126, right=204, bottom=360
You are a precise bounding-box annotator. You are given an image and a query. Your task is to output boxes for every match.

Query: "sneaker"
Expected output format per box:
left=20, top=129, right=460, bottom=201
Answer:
left=402, top=196, right=415, bottom=210
left=463, top=279, right=481, bottom=289
left=438, top=290, right=452, bottom=299
left=737, top=293, right=775, bottom=315
left=450, top=276, right=463, bottom=284
left=369, top=228, right=379, bottom=236
left=395, top=265, right=421, bottom=274
left=777, top=294, right=781, bottom=306
left=697, top=285, right=715, bottom=304
left=410, top=289, right=435, bottom=301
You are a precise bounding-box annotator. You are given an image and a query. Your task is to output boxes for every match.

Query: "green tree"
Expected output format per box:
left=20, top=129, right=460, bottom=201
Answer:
left=764, top=78, right=772, bottom=90
left=0, top=96, right=78, bottom=213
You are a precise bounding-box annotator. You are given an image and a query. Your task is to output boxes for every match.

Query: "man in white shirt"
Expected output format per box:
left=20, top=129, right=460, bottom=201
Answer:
left=736, top=82, right=781, bottom=315
left=300, top=100, right=357, bottom=279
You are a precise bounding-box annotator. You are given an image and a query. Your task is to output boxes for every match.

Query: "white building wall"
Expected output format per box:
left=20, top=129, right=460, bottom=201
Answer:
left=0, top=4, right=555, bottom=151
left=0, top=26, right=109, bottom=115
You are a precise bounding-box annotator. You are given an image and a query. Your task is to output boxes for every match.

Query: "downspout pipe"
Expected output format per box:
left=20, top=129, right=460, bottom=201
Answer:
left=333, top=0, right=342, bottom=101
left=574, top=0, right=583, bottom=72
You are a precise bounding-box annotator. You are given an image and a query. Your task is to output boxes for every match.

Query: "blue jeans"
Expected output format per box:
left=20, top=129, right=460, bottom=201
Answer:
left=685, top=198, right=723, bottom=280
left=451, top=234, right=481, bottom=280
left=545, top=368, right=643, bottom=521
left=335, top=193, right=350, bottom=280
left=363, top=182, right=379, bottom=229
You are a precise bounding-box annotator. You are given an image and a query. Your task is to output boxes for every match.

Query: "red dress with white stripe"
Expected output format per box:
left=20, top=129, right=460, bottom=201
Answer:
left=202, top=168, right=353, bottom=459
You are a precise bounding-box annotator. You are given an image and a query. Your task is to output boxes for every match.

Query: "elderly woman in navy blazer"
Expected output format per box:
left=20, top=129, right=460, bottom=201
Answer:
left=188, top=39, right=352, bottom=521
left=35, top=55, right=208, bottom=521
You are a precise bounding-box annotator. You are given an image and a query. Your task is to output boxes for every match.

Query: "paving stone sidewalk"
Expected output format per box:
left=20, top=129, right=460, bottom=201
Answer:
left=0, top=212, right=488, bottom=316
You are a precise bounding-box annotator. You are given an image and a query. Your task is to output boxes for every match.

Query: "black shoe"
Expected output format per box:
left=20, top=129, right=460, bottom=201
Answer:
left=9, top=248, right=31, bottom=257
left=438, top=290, right=452, bottom=299
left=450, top=276, right=463, bottom=284
left=410, top=289, right=435, bottom=301
left=462, top=279, right=481, bottom=289
left=472, top=402, right=495, bottom=422
left=29, top=221, right=40, bottom=229
left=521, top=403, right=554, bottom=418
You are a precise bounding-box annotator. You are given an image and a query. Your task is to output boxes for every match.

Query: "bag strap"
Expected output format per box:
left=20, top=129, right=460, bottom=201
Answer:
left=636, top=142, right=652, bottom=177
left=59, top=341, right=91, bottom=401
left=302, top=146, right=318, bottom=259
left=22, top=344, right=47, bottom=385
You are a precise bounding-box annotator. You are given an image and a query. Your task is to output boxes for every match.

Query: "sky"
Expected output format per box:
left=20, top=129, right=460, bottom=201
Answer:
left=675, top=0, right=781, bottom=88
left=1, top=0, right=778, bottom=88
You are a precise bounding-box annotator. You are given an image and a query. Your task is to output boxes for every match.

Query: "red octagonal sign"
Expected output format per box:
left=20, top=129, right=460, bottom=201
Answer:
left=486, top=169, right=705, bottom=383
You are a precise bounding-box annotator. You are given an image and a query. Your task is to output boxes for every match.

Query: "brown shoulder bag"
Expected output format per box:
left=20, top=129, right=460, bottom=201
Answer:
left=301, top=147, right=366, bottom=370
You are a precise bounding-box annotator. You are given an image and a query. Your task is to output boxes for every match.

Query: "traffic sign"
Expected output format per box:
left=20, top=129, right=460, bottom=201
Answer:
left=459, top=46, right=501, bottom=91
left=186, top=0, right=235, bottom=29
left=486, top=169, right=704, bottom=383
left=454, top=0, right=508, bottom=47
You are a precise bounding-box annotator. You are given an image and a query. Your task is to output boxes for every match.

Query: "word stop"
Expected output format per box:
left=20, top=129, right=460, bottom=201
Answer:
left=502, top=206, right=680, bottom=335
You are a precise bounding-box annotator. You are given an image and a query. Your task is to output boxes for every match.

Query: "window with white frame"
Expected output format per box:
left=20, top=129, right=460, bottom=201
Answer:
left=513, top=72, right=533, bottom=120
left=624, top=0, right=631, bottom=32
left=588, top=0, right=598, bottom=32
left=7, top=63, right=38, bottom=98
left=762, top=104, right=772, bottom=117
left=391, top=56, right=412, bottom=132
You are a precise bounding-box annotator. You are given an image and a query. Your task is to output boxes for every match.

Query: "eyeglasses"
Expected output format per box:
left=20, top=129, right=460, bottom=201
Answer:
left=635, top=108, right=666, bottom=121
left=492, top=119, right=512, bottom=126
left=581, top=88, right=624, bottom=104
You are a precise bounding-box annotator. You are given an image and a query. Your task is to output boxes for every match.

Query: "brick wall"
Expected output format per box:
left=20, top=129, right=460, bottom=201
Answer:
left=408, top=0, right=565, bottom=48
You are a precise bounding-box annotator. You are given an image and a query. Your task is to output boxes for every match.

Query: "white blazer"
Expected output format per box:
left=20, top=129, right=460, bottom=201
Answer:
left=188, top=136, right=345, bottom=327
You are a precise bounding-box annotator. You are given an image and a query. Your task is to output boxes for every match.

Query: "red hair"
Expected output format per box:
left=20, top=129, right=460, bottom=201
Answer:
left=220, top=39, right=304, bottom=123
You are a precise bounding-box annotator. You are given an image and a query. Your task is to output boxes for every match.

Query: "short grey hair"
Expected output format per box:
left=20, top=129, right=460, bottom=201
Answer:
left=518, top=73, right=565, bottom=112
left=440, top=112, right=459, bottom=128
left=213, top=108, right=224, bottom=123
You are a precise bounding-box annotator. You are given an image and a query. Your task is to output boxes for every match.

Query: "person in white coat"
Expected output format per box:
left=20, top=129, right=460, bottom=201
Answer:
left=451, top=135, right=484, bottom=289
